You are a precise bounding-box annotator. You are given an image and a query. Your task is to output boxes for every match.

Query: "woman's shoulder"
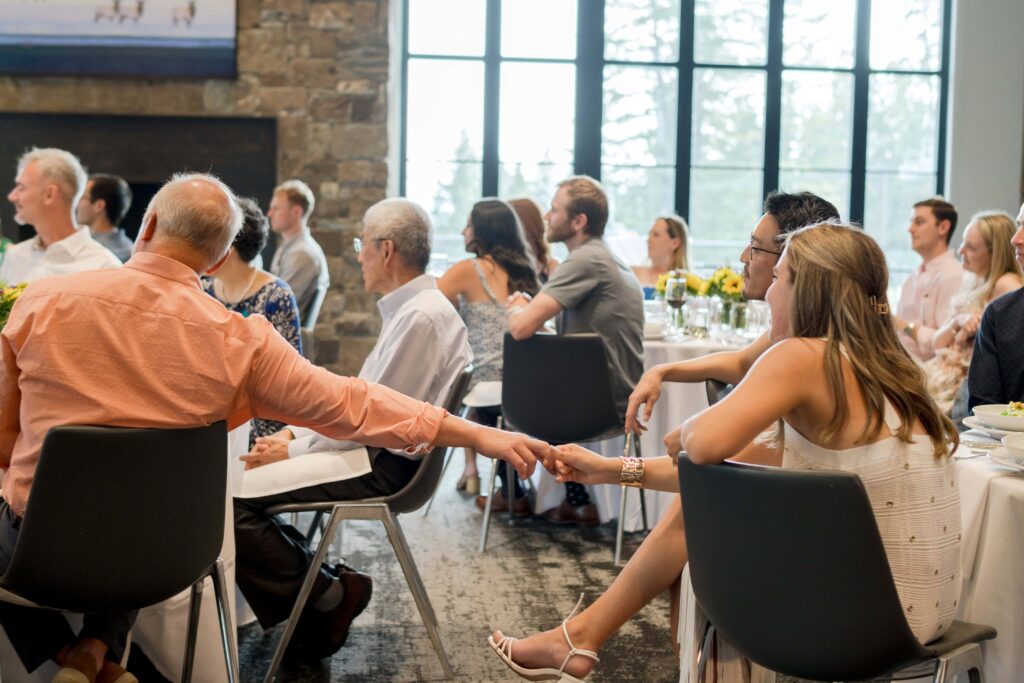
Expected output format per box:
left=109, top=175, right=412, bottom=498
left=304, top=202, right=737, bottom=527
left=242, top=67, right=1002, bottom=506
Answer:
left=990, top=271, right=1024, bottom=299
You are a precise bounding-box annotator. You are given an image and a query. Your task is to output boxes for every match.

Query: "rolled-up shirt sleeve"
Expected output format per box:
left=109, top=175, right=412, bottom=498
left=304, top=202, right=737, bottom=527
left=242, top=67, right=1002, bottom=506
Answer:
left=244, top=321, right=447, bottom=453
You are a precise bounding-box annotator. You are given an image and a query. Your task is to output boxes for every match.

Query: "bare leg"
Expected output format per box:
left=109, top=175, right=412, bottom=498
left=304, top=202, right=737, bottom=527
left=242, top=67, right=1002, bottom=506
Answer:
left=492, top=501, right=687, bottom=679
left=462, top=448, right=478, bottom=479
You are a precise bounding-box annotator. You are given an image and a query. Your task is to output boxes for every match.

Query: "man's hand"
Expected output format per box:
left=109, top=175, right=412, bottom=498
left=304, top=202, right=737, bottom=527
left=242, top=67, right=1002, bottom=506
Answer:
left=550, top=443, right=620, bottom=485
left=471, top=426, right=550, bottom=479
left=506, top=291, right=533, bottom=309
left=625, top=367, right=665, bottom=434
left=239, top=435, right=291, bottom=470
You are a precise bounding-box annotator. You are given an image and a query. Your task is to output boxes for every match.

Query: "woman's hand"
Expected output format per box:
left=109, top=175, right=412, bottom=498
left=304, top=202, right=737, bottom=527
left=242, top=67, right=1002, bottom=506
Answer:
left=550, top=443, right=621, bottom=485
left=663, top=426, right=683, bottom=460
left=625, top=367, right=666, bottom=434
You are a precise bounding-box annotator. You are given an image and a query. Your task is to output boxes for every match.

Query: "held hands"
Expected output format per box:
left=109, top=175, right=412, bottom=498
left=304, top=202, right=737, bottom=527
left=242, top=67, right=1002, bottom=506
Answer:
left=506, top=291, right=533, bottom=310
left=472, top=426, right=553, bottom=480
left=239, top=434, right=291, bottom=470
left=625, top=367, right=665, bottom=434
left=549, top=443, right=620, bottom=485
left=663, top=426, right=683, bottom=461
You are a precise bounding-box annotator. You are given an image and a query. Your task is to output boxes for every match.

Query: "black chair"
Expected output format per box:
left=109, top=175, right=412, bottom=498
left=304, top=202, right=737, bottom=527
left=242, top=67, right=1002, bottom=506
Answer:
left=299, top=283, right=328, bottom=362
left=704, top=378, right=731, bottom=406
left=261, top=365, right=474, bottom=683
left=677, top=455, right=995, bottom=682
left=483, top=333, right=646, bottom=565
left=0, top=422, right=237, bottom=683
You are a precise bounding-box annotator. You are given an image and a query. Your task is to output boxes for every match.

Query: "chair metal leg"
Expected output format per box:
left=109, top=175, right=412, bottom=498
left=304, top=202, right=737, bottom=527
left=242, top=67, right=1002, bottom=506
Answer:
left=696, top=623, right=715, bottom=683
left=506, top=460, right=515, bottom=524
left=263, top=509, right=346, bottom=683
left=210, top=558, right=239, bottom=683
left=932, top=643, right=985, bottom=683
left=181, top=578, right=204, bottom=683
left=478, top=456, right=500, bottom=553
left=422, top=446, right=455, bottom=517
left=633, top=436, right=649, bottom=532
left=380, top=509, right=455, bottom=680
left=304, top=510, right=325, bottom=544
left=614, top=485, right=627, bottom=566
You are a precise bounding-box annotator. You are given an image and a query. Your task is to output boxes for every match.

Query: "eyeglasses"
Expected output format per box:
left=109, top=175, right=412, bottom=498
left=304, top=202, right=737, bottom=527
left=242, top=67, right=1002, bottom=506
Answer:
left=748, top=237, right=782, bottom=258
left=352, top=237, right=384, bottom=254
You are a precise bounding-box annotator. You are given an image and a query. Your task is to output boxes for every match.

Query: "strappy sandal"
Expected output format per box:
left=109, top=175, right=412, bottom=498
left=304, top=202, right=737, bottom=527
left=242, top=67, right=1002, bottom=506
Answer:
left=488, top=594, right=599, bottom=683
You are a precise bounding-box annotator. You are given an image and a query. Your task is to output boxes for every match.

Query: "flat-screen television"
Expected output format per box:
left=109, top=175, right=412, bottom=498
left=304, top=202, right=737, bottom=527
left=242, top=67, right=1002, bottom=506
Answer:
left=0, top=0, right=236, bottom=78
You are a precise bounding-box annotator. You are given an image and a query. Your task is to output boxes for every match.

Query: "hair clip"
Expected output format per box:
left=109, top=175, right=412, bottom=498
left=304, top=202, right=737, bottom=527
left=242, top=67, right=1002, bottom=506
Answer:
left=869, top=295, right=889, bottom=316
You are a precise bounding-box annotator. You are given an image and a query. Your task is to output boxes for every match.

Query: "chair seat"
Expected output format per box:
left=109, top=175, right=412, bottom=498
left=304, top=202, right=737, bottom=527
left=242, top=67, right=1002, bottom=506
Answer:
left=463, top=381, right=501, bottom=408
left=922, top=620, right=997, bottom=657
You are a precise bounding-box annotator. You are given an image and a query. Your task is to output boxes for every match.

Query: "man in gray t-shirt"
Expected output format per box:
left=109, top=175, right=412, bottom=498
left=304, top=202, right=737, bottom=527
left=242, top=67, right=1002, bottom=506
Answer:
left=508, top=175, right=644, bottom=526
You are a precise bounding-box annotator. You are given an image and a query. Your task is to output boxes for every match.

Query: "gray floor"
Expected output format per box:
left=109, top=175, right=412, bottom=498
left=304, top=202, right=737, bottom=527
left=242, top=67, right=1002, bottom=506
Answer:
left=237, top=453, right=681, bottom=682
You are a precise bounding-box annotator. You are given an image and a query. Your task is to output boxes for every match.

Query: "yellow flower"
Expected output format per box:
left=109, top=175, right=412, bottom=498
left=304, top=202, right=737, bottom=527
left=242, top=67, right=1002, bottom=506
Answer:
left=698, top=280, right=711, bottom=296
left=686, top=272, right=704, bottom=292
left=655, top=272, right=670, bottom=294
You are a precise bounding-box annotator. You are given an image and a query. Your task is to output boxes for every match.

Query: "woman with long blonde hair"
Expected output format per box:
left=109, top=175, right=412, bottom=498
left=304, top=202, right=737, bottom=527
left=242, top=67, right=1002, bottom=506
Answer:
left=489, top=223, right=960, bottom=682
left=631, top=215, right=690, bottom=287
left=923, top=211, right=1022, bottom=414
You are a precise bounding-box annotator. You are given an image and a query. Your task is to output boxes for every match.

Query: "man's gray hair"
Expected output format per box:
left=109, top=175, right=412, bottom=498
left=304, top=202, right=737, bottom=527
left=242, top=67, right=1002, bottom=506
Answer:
left=363, top=198, right=433, bottom=272
left=17, top=147, right=88, bottom=207
left=144, top=173, right=243, bottom=264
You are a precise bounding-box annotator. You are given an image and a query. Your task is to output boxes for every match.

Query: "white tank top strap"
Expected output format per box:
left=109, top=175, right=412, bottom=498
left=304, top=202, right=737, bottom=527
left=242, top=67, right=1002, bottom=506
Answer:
left=471, top=259, right=500, bottom=304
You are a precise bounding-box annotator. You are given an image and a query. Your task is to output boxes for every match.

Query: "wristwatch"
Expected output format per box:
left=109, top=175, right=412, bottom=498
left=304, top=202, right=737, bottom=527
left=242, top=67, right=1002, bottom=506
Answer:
left=902, top=321, right=917, bottom=340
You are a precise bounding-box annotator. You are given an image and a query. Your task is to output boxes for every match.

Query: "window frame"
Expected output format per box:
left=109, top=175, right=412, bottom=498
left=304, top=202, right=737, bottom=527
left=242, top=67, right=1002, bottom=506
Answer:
left=398, top=0, right=953, bottom=228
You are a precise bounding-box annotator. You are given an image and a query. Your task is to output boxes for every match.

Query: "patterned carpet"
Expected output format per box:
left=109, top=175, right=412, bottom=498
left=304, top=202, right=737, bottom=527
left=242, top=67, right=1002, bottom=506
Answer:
left=234, top=454, right=681, bottom=682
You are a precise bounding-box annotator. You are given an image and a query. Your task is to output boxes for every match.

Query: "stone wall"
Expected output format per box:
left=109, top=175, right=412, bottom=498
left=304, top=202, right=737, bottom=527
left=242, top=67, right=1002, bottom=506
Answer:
left=0, top=0, right=391, bottom=376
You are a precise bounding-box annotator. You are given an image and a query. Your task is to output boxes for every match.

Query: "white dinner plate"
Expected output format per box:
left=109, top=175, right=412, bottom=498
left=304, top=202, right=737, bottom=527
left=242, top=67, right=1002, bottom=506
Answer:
left=971, top=404, right=1024, bottom=432
left=988, top=447, right=1024, bottom=473
left=644, top=332, right=666, bottom=341
left=962, top=416, right=1012, bottom=440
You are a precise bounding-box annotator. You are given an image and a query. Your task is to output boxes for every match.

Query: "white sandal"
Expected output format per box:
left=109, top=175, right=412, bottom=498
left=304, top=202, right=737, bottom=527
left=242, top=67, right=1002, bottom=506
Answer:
left=488, top=594, right=600, bottom=683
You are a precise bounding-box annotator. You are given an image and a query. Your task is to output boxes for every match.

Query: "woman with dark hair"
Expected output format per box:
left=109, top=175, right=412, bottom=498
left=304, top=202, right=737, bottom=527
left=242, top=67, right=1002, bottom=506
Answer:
left=509, top=197, right=559, bottom=282
left=203, top=196, right=302, bottom=446
left=439, top=198, right=541, bottom=496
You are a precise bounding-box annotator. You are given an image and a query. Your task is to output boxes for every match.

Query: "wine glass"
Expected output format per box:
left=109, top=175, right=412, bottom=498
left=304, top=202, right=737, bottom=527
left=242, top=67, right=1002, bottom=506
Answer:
left=665, top=277, right=687, bottom=336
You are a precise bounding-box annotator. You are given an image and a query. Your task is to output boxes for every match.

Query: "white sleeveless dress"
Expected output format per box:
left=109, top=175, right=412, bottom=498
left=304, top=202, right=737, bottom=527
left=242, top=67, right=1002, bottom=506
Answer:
left=679, top=404, right=962, bottom=682
left=781, top=401, right=962, bottom=644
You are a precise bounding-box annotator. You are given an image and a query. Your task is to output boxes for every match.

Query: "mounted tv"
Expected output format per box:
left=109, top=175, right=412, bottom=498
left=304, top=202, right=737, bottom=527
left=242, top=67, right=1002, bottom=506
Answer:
left=0, top=0, right=236, bottom=78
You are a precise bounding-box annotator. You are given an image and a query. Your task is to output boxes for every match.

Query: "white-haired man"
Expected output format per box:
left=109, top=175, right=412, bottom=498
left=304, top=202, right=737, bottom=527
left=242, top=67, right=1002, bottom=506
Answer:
left=234, top=197, right=472, bottom=659
left=266, top=179, right=329, bottom=324
left=0, top=174, right=550, bottom=682
left=3, top=148, right=121, bottom=283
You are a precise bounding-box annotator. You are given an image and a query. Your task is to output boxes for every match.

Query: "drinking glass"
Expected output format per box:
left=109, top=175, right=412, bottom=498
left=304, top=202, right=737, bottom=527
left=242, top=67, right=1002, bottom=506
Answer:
left=665, top=277, right=687, bottom=336
left=687, top=295, right=710, bottom=338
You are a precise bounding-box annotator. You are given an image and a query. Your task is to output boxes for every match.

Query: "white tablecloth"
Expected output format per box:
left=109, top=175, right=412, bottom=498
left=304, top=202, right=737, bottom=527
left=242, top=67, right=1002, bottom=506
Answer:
left=531, top=338, right=733, bottom=531
left=676, top=436, right=1024, bottom=682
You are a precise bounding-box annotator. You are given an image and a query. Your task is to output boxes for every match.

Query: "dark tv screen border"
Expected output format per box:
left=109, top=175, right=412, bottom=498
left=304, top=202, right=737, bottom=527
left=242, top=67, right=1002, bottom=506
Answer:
left=0, top=40, right=236, bottom=78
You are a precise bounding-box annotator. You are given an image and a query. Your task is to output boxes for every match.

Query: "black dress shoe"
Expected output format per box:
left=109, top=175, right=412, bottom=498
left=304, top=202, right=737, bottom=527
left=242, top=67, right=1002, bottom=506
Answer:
left=302, top=564, right=374, bottom=659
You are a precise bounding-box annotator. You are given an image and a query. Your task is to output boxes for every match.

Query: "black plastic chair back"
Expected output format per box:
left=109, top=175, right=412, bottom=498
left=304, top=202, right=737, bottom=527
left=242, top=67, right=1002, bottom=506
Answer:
left=1, top=422, right=227, bottom=613
left=302, top=284, right=328, bottom=331
left=502, top=333, right=621, bottom=445
left=677, top=455, right=932, bottom=680
left=378, top=365, right=474, bottom=514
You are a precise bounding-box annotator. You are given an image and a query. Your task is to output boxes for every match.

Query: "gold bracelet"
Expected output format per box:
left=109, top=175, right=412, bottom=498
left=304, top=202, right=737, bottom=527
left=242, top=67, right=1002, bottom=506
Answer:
left=620, top=456, right=644, bottom=488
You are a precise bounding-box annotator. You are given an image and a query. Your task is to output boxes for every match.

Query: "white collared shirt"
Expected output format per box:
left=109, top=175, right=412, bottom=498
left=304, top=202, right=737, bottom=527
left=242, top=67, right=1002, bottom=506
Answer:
left=0, top=228, right=122, bottom=284
left=288, top=273, right=473, bottom=458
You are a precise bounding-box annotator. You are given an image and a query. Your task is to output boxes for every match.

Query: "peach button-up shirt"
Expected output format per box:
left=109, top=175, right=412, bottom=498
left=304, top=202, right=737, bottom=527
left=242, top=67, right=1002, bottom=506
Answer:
left=0, top=252, right=446, bottom=517
left=896, top=249, right=964, bottom=360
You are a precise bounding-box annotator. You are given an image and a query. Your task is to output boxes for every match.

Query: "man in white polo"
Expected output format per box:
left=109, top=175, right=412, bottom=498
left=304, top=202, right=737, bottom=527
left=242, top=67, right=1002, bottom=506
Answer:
left=3, top=148, right=121, bottom=283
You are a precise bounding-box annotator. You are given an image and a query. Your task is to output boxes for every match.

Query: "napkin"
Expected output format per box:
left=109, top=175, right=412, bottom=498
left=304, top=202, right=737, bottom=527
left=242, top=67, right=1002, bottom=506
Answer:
left=236, top=447, right=372, bottom=499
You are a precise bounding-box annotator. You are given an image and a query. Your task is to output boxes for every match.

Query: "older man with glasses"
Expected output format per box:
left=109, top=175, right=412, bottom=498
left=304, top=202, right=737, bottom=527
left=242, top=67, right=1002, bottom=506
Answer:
left=235, top=197, right=474, bottom=660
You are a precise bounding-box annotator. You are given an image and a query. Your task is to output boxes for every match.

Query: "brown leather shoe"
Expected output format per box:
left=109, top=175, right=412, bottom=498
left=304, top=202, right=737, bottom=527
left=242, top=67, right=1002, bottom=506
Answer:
left=302, top=563, right=373, bottom=659
left=52, top=646, right=99, bottom=683
left=95, top=661, right=138, bottom=683
left=542, top=500, right=599, bottom=528
left=475, top=490, right=532, bottom=517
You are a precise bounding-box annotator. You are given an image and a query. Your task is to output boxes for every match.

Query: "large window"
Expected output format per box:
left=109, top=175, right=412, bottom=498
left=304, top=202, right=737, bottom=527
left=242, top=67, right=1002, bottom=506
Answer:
left=400, top=0, right=950, bottom=276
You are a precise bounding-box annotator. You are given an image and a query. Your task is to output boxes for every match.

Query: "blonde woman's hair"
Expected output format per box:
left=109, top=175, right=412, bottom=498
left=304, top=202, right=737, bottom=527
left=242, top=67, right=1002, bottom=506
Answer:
left=657, top=215, right=691, bottom=271
left=784, top=222, right=958, bottom=458
left=959, top=211, right=1023, bottom=305
left=17, top=147, right=87, bottom=207
left=274, top=179, right=316, bottom=220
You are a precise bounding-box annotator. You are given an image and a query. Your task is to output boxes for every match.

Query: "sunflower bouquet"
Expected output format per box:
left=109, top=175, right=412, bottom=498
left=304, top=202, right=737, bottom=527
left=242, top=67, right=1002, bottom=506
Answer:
left=703, top=267, right=745, bottom=301
left=0, top=283, right=28, bottom=331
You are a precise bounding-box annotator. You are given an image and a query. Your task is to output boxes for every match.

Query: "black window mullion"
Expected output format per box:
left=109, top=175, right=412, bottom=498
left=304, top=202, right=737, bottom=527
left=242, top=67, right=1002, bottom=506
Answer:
left=849, top=0, right=872, bottom=224
left=574, top=0, right=603, bottom=178
left=935, top=0, right=953, bottom=195
left=481, top=0, right=502, bottom=196
left=763, top=0, right=784, bottom=197
left=675, top=0, right=695, bottom=220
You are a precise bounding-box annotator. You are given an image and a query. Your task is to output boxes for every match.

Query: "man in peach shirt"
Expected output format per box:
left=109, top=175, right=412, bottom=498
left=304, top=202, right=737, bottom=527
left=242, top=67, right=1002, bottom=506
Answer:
left=892, top=197, right=965, bottom=360
left=0, top=173, right=549, bottom=683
